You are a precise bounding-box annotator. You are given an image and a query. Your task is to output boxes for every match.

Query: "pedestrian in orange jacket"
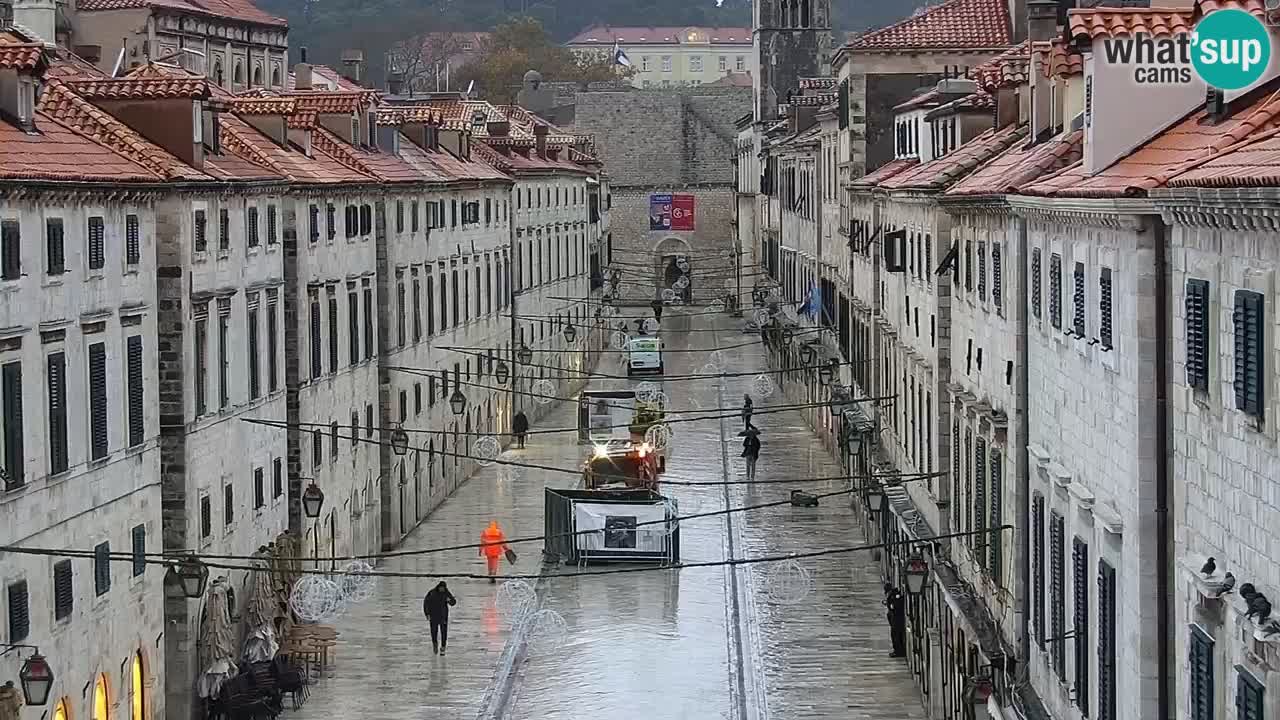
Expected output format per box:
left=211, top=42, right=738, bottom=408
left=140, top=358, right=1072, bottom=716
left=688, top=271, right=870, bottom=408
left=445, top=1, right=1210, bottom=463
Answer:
left=480, top=521, right=508, bottom=584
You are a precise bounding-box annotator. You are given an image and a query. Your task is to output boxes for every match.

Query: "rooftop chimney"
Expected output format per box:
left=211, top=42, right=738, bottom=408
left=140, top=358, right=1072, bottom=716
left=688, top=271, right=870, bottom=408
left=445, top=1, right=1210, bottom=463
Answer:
left=1026, top=0, right=1058, bottom=43
left=487, top=120, right=509, bottom=137
left=339, top=49, right=365, bottom=86
left=295, top=46, right=313, bottom=90
left=387, top=72, right=405, bottom=96
left=534, top=123, right=548, bottom=158
left=11, top=0, right=57, bottom=45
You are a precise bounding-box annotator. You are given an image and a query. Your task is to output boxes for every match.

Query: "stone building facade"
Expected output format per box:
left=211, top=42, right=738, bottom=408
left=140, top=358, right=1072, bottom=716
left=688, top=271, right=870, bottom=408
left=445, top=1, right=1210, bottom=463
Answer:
left=751, top=0, right=832, bottom=122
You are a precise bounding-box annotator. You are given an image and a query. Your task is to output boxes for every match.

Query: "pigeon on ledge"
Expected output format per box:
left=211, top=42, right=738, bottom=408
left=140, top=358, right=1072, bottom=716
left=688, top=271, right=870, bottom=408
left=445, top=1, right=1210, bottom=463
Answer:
left=1200, top=557, right=1216, bottom=576
left=1209, top=572, right=1236, bottom=596
left=1247, top=594, right=1272, bottom=623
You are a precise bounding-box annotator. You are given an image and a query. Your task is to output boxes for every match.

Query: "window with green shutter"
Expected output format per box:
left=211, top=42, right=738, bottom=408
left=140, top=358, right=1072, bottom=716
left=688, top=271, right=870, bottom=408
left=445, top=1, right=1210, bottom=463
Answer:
left=1236, top=667, right=1264, bottom=720
left=1072, top=261, right=1086, bottom=337
left=1233, top=290, right=1265, bottom=421
left=88, top=342, right=108, bottom=460
left=87, top=216, right=105, bottom=270
left=1073, top=537, right=1090, bottom=716
left=45, top=218, right=65, bottom=275
left=1031, top=248, right=1042, bottom=319
left=131, top=525, right=146, bottom=577
left=1098, top=560, right=1117, bottom=720
left=1, top=219, right=21, bottom=280
left=1099, top=267, right=1114, bottom=350
left=1033, top=494, right=1045, bottom=648
left=2, top=361, right=23, bottom=489
left=126, top=214, right=140, bottom=265
left=1049, top=253, right=1062, bottom=329
left=94, top=541, right=111, bottom=596
left=6, top=581, right=29, bottom=641
left=989, top=450, right=1003, bottom=583
left=52, top=559, right=72, bottom=620
left=1050, top=512, right=1066, bottom=678
left=127, top=335, right=144, bottom=447
left=1186, top=279, right=1211, bottom=391
left=974, top=438, right=987, bottom=566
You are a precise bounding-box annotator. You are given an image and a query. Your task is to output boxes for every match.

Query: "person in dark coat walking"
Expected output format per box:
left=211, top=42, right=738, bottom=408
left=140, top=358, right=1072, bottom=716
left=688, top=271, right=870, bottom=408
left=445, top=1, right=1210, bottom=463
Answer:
left=423, top=581, right=457, bottom=655
left=651, top=298, right=664, bottom=322
left=741, top=394, right=754, bottom=429
left=884, top=582, right=906, bottom=658
left=512, top=411, right=529, bottom=449
left=741, top=428, right=761, bottom=481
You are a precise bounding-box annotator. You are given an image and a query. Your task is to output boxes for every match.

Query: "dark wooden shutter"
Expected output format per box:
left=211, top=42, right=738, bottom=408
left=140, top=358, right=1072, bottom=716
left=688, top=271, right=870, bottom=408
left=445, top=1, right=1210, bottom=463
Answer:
left=53, top=559, right=72, bottom=619
left=218, top=208, right=229, bottom=251
left=1050, top=253, right=1062, bottom=329
left=200, top=495, right=211, bottom=538
left=254, top=467, right=264, bottom=508
left=963, top=428, right=973, bottom=536
left=246, top=206, right=259, bottom=247
left=267, top=298, right=278, bottom=393
left=1186, top=280, right=1211, bottom=391
left=328, top=204, right=337, bottom=240
left=125, top=214, right=140, bottom=265
left=312, top=429, right=322, bottom=468
left=131, top=525, right=146, bottom=577
left=46, top=352, right=67, bottom=475
left=1234, top=290, right=1264, bottom=419
left=1051, top=512, right=1066, bottom=678
left=1189, top=627, right=1215, bottom=720
left=1236, top=667, right=1264, bottom=720
left=1098, top=560, right=1116, bottom=720
left=247, top=306, right=260, bottom=400
left=1, top=219, right=20, bottom=280
left=309, top=204, right=319, bottom=243
left=1073, top=261, right=1086, bottom=337
left=328, top=294, right=339, bottom=369
left=267, top=205, right=278, bottom=244
left=88, top=342, right=108, bottom=460
left=309, top=298, right=321, bottom=378
left=396, top=200, right=404, bottom=233
left=272, top=458, right=282, bottom=498
left=223, top=482, right=233, bottom=525
left=194, top=210, right=207, bottom=252
left=1031, top=248, right=1042, bottom=319
left=348, top=290, right=360, bottom=363
left=2, top=361, right=22, bottom=488
left=977, top=242, right=986, bottom=300
left=1073, top=537, right=1090, bottom=715
left=989, top=450, right=1003, bottom=582
left=87, top=216, right=105, bottom=270
left=7, top=581, right=29, bottom=641
left=46, top=218, right=64, bottom=275
left=1099, top=267, right=1113, bottom=349
left=992, top=243, right=1002, bottom=311
left=974, top=437, right=987, bottom=566
left=1033, top=494, right=1045, bottom=647
left=363, top=288, right=374, bottom=358
left=127, top=335, right=144, bottom=447
left=94, top=541, right=111, bottom=595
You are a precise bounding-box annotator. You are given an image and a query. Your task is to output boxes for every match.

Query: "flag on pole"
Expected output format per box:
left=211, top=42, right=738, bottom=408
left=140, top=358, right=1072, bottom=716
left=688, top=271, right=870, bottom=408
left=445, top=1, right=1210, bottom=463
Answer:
left=613, top=40, right=633, bottom=68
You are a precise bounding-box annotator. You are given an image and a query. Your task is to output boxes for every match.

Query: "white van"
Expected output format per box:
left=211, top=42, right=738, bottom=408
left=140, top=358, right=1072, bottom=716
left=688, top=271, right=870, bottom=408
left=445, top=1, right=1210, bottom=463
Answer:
left=626, top=337, right=663, bottom=376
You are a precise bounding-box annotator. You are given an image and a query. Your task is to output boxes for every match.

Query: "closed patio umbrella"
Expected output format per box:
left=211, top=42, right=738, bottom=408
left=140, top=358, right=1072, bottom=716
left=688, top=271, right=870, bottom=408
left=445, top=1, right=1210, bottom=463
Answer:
left=241, top=550, right=280, bottom=663
left=196, top=578, right=238, bottom=699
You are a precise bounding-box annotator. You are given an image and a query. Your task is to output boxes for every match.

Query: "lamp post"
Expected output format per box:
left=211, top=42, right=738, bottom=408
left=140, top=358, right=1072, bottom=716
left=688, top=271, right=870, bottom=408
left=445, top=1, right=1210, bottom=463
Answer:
left=164, top=555, right=209, bottom=599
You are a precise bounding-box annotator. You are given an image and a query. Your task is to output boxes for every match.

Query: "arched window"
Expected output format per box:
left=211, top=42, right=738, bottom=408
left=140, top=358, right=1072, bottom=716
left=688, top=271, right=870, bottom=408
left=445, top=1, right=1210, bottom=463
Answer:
left=251, top=66, right=263, bottom=86
left=93, top=674, right=110, bottom=720
left=271, top=67, right=281, bottom=87
left=212, top=60, right=223, bottom=86
left=130, top=653, right=145, bottom=720
left=233, top=61, right=244, bottom=86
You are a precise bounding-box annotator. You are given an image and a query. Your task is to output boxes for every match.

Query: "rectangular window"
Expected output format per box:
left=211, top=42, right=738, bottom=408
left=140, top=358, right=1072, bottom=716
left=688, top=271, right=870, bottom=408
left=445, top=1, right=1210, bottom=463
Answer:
left=1033, top=493, right=1045, bottom=648
left=2, top=361, right=23, bottom=487
left=312, top=429, right=322, bottom=468
left=309, top=294, right=322, bottom=378
left=200, top=495, right=211, bottom=538
left=977, top=242, right=986, bottom=300
left=94, top=541, right=111, bottom=596
left=363, top=287, right=374, bottom=359
left=1099, top=267, right=1114, bottom=349
left=991, top=244, right=1002, bottom=311
left=0, top=219, right=20, bottom=280
left=989, top=450, right=1003, bottom=581
left=130, top=525, right=146, bottom=577
left=345, top=205, right=357, bottom=238
left=359, top=205, right=372, bottom=235
left=47, top=352, right=67, bottom=475
left=1186, top=279, right=1211, bottom=391
left=396, top=200, right=404, bottom=233
left=718, top=55, right=727, bottom=72
left=125, top=214, right=140, bottom=266
left=411, top=201, right=420, bottom=232
left=247, top=206, right=260, bottom=247
left=6, top=581, right=28, bottom=641
left=266, top=296, right=279, bottom=392
left=53, top=560, right=72, bottom=619
left=1237, top=668, right=1265, bottom=720
left=309, top=204, right=320, bottom=243
left=365, top=403, right=374, bottom=438
left=267, top=205, right=278, bottom=244
left=330, top=421, right=339, bottom=459
left=1073, top=537, right=1090, bottom=716
left=1049, top=253, right=1062, bottom=329
left=1072, top=261, right=1086, bottom=337
left=397, top=279, right=406, bottom=347
left=253, top=467, right=265, bottom=509
left=426, top=275, right=436, bottom=336
left=1189, top=627, right=1216, bottom=720
left=88, top=342, right=108, bottom=460
left=327, top=292, right=339, bottom=372
left=1031, top=248, right=1042, bottom=319
left=348, top=290, right=360, bottom=364
left=451, top=268, right=460, bottom=326
left=272, top=458, right=283, bottom=498
left=243, top=303, right=260, bottom=402
left=194, top=311, right=207, bottom=415
left=195, top=209, right=208, bottom=252
left=126, top=335, right=144, bottom=446
left=414, top=382, right=422, bottom=415
left=87, top=216, right=105, bottom=270
left=218, top=208, right=229, bottom=252
left=327, top=204, right=337, bottom=240
left=1098, top=559, right=1117, bottom=720
left=1050, top=512, right=1066, bottom=679
left=1234, top=290, right=1265, bottom=420
left=412, top=276, right=422, bottom=342
left=974, top=438, right=987, bottom=566
left=217, top=302, right=229, bottom=408
left=46, top=218, right=64, bottom=275
left=223, top=482, right=233, bottom=526
left=736, top=56, right=745, bottom=71
left=662, top=55, right=672, bottom=72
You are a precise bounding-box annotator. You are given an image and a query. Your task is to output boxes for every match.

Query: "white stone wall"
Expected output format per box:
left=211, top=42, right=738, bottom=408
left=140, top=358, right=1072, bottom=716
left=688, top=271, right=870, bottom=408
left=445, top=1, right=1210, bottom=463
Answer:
left=1166, top=217, right=1280, bottom=718
left=0, top=196, right=165, bottom=720
left=1021, top=210, right=1162, bottom=720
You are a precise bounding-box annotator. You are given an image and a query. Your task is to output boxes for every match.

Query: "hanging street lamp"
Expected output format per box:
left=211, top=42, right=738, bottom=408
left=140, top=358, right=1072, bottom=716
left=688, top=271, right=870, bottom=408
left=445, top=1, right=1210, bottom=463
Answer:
left=799, top=344, right=816, bottom=367
left=495, top=360, right=510, bottom=386
left=563, top=322, right=577, bottom=345
left=818, top=360, right=836, bottom=387
left=17, top=653, right=53, bottom=706
left=904, top=552, right=930, bottom=596
left=166, top=554, right=210, bottom=599
left=449, top=388, right=467, bottom=416
left=865, top=481, right=885, bottom=515
left=390, top=423, right=410, bottom=456
left=516, top=343, right=534, bottom=365
left=843, top=423, right=864, bottom=456
left=301, top=482, right=325, bottom=519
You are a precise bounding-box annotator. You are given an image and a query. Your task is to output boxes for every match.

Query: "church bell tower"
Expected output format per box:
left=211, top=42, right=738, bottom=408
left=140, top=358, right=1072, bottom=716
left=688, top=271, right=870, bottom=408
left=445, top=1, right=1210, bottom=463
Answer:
left=752, top=0, right=833, bottom=122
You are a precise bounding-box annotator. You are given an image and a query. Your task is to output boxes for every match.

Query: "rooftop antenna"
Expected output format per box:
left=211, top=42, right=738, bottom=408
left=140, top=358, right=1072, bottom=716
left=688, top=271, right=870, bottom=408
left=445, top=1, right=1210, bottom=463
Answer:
left=111, top=44, right=125, bottom=77
left=465, top=79, right=475, bottom=98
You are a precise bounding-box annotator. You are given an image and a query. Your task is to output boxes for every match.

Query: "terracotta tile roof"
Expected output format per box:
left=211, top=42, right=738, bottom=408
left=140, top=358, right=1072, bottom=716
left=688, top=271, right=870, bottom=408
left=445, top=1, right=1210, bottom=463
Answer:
left=946, top=129, right=1083, bottom=196
left=37, top=79, right=210, bottom=181
left=1022, top=87, right=1280, bottom=197
left=285, top=90, right=379, bottom=115
left=75, top=0, right=287, bottom=27
left=567, top=26, right=752, bottom=45
left=0, top=42, right=46, bottom=71
left=848, top=0, right=1011, bottom=51
left=400, top=138, right=510, bottom=182
left=66, top=75, right=210, bottom=100
left=973, top=41, right=1030, bottom=92
left=0, top=110, right=161, bottom=182
left=850, top=158, right=919, bottom=190
left=925, top=92, right=995, bottom=120
left=285, top=111, right=318, bottom=129
left=285, top=65, right=365, bottom=92
left=1067, top=7, right=1193, bottom=41
left=226, top=96, right=299, bottom=115
left=375, top=107, right=441, bottom=125
left=1197, top=0, right=1267, bottom=20
left=881, top=123, right=1027, bottom=191
left=1164, top=126, right=1280, bottom=187
left=1036, top=38, right=1084, bottom=78
left=219, top=113, right=370, bottom=183
left=894, top=89, right=945, bottom=112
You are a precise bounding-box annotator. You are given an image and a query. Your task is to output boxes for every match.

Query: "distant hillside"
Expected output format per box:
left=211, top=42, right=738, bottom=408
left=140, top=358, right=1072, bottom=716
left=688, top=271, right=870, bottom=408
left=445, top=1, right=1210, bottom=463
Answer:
left=259, top=0, right=930, bottom=82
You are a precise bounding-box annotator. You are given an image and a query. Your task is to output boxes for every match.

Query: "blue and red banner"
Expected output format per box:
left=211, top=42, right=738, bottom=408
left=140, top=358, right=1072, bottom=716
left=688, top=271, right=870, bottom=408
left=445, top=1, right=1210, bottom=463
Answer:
left=650, top=194, right=696, bottom=231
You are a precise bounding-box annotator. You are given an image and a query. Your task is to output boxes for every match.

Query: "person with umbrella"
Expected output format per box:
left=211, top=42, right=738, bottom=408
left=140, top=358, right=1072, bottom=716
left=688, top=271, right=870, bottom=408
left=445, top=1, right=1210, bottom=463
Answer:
left=512, top=410, right=529, bottom=449
left=740, top=425, right=761, bottom=481
left=423, top=581, right=457, bottom=655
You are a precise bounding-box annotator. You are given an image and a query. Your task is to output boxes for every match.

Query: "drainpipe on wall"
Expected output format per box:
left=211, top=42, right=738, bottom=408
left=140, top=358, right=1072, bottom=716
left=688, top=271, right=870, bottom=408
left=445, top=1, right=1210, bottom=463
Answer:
left=1016, top=214, right=1032, bottom=669
left=1154, top=217, right=1172, bottom=720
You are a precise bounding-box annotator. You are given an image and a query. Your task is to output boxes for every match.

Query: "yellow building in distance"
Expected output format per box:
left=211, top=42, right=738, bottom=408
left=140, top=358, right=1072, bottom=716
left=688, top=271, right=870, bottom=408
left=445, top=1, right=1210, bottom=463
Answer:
left=567, top=26, right=753, bottom=88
